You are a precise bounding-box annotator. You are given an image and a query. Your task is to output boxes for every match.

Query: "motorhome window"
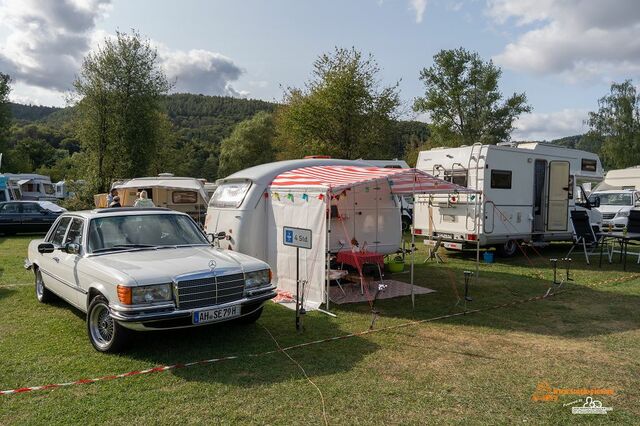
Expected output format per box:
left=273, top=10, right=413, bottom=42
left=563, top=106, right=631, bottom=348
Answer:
left=172, top=191, right=198, bottom=204
left=490, top=170, right=512, bottom=189
left=43, top=183, right=55, bottom=195
left=581, top=159, right=597, bottom=172
left=444, top=170, right=468, bottom=186
left=209, top=181, right=251, bottom=208
left=24, top=183, right=36, bottom=192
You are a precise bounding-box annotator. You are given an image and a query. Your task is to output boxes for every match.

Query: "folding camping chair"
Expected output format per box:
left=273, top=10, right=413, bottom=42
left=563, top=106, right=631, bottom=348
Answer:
left=626, top=210, right=640, bottom=264
left=566, top=210, right=602, bottom=264
left=328, top=268, right=348, bottom=298
left=424, top=237, right=444, bottom=263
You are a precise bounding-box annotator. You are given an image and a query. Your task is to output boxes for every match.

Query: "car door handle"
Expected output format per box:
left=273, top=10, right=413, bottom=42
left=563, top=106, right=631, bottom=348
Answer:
left=52, top=257, right=60, bottom=263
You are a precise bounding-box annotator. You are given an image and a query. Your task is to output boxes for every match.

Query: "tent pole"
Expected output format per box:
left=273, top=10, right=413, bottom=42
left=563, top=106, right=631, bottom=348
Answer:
left=410, top=175, right=416, bottom=311
left=325, top=190, right=331, bottom=311
left=475, top=192, right=480, bottom=286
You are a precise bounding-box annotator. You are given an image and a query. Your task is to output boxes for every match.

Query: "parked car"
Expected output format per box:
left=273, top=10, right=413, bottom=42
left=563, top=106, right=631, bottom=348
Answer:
left=0, top=200, right=66, bottom=235
left=590, top=189, right=640, bottom=230
left=25, top=208, right=276, bottom=352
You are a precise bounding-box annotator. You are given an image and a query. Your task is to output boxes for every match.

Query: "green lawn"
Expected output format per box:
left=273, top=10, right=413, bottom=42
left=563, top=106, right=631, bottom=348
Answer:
left=0, top=235, right=639, bottom=424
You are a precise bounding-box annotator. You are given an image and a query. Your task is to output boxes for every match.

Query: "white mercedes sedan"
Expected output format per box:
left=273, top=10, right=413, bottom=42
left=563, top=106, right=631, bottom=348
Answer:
left=25, top=208, right=276, bottom=353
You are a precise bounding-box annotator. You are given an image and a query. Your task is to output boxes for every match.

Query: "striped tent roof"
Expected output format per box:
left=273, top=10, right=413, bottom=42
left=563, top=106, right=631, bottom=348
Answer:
left=270, top=166, right=478, bottom=194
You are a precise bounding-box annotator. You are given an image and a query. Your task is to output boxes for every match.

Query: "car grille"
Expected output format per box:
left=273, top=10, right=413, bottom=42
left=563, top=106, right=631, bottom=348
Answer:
left=175, top=273, right=245, bottom=310
left=602, top=213, right=616, bottom=220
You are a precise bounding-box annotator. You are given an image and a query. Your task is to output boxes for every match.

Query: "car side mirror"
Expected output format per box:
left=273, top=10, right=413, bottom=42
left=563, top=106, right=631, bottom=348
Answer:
left=592, top=196, right=600, bottom=208
left=207, top=232, right=227, bottom=244
left=64, top=243, right=81, bottom=255
left=38, top=242, right=55, bottom=254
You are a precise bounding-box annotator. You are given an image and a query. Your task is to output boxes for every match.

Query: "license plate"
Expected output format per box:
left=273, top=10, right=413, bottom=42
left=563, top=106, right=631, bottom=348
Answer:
left=443, top=242, right=463, bottom=250
left=193, top=305, right=240, bottom=324
left=437, top=233, right=454, bottom=239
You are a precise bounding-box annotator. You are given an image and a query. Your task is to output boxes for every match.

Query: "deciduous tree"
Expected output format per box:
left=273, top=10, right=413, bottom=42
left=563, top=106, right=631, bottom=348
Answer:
left=218, top=111, right=275, bottom=177
left=414, top=48, right=531, bottom=146
left=275, top=47, right=400, bottom=160
left=73, top=31, right=171, bottom=191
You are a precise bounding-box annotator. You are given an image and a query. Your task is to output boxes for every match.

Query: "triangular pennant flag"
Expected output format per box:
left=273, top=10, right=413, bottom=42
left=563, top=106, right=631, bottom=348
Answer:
left=287, top=193, right=294, bottom=201
left=302, top=193, right=309, bottom=202
left=273, top=192, right=280, bottom=201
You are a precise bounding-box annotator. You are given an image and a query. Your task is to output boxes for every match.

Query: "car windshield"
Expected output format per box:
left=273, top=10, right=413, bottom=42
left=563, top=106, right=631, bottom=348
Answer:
left=590, top=192, right=633, bottom=206
left=87, top=214, right=209, bottom=253
left=43, top=183, right=55, bottom=195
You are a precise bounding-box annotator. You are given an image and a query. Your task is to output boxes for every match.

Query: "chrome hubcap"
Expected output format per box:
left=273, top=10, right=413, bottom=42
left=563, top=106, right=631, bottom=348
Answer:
left=90, top=303, right=114, bottom=349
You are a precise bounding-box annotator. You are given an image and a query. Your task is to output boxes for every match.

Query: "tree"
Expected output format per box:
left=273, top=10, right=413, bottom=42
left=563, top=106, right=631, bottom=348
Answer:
left=0, top=73, right=11, bottom=161
left=73, top=31, right=171, bottom=192
left=218, top=112, right=276, bottom=177
left=587, top=80, right=640, bottom=169
left=414, top=48, right=531, bottom=146
left=274, top=47, right=401, bottom=160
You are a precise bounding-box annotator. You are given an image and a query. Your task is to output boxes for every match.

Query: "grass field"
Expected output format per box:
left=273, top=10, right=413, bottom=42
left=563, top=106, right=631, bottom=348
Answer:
left=1, top=234, right=639, bottom=424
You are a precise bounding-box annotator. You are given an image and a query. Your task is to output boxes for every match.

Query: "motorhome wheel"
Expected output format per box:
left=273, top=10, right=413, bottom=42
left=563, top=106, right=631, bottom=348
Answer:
left=496, top=239, right=518, bottom=257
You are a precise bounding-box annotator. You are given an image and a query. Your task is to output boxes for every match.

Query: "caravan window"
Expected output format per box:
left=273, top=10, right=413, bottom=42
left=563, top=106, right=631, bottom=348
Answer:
left=490, top=170, right=512, bottom=189
left=581, top=159, right=597, bottom=172
left=172, top=191, right=198, bottom=204
left=209, top=181, right=252, bottom=208
left=444, top=170, right=468, bottom=187
left=43, top=183, right=55, bottom=195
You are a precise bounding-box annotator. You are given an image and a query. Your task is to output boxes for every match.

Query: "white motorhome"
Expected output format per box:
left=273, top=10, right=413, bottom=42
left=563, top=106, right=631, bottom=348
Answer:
left=204, top=158, right=401, bottom=262
left=3, top=173, right=57, bottom=201
left=414, top=142, right=604, bottom=256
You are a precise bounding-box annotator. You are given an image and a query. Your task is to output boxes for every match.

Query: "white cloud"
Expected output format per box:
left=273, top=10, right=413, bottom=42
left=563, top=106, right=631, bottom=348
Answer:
left=158, top=47, right=245, bottom=97
left=0, top=0, right=249, bottom=105
left=409, top=0, right=427, bottom=23
left=512, top=109, right=589, bottom=141
left=0, top=0, right=111, bottom=93
left=488, top=0, right=640, bottom=81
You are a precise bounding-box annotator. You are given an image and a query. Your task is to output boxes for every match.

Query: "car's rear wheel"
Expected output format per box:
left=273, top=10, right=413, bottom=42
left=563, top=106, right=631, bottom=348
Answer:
left=87, top=295, right=130, bottom=353
left=34, top=267, right=54, bottom=303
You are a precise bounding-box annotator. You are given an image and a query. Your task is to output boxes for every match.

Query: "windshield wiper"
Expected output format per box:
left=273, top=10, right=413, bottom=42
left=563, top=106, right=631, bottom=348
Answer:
left=91, top=244, right=156, bottom=254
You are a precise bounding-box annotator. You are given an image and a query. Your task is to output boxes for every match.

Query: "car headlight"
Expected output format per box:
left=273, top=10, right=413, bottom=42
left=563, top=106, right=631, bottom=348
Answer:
left=616, top=211, right=630, bottom=218
left=244, top=269, right=271, bottom=289
left=116, top=284, right=172, bottom=304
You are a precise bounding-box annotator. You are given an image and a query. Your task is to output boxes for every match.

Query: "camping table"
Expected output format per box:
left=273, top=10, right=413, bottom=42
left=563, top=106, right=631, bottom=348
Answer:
left=597, top=232, right=640, bottom=271
left=336, top=251, right=385, bottom=271
left=336, top=251, right=385, bottom=295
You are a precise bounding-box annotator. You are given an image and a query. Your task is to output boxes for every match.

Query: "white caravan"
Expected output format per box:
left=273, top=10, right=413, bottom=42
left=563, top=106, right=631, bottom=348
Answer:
left=204, top=158, right=400, bottom=262
left=414, top=142, right=604, bottom=256
left=3, top=173, right=57, bottom=201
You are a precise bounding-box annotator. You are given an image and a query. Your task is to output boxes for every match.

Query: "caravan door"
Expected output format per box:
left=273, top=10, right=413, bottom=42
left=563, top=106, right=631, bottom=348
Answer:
left=547, top=161, right=570, bottom=231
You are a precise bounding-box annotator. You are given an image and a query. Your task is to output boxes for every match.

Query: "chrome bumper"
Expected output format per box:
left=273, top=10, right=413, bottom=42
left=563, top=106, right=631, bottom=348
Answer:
left=109, top=286, right=277, bottom=323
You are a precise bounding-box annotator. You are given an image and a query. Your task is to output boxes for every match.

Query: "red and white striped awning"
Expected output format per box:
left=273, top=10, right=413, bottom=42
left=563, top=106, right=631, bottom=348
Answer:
left=270, top=166, right=478, bottom=194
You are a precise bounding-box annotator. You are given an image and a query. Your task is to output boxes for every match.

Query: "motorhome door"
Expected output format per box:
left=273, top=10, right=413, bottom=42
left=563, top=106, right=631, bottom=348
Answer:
left=533, top=159, right=547, bottom=232
left=546, top=161, right=570, bottom=231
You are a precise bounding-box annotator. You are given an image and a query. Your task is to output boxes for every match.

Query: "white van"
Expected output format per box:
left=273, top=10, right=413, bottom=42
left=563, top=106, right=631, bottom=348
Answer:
left=414, top=142, right=604, bottom=256
left=590, top=189, right=640, bottom=230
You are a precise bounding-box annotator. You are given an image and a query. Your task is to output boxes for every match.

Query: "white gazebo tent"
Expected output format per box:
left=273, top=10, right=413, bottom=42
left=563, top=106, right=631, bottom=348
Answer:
left=267, top=165, right=481, bottom=312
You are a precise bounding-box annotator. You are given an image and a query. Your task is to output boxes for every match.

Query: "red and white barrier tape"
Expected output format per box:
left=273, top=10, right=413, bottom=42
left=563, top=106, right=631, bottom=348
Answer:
left=3, top=272, right=640, bottom=397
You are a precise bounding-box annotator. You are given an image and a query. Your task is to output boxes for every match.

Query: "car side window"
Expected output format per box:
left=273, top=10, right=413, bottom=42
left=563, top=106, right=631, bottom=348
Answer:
left=49, top=217, right=72, bottom=246
left=0, top=203, right=20, bottom=214
left=22, top=203, right=42, bottom=214
left=65, top=218, right=84, bottom=246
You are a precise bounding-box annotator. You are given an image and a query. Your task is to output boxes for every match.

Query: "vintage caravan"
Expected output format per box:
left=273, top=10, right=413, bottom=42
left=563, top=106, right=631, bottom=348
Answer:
left=3, top=173, right=57, bottom=201
left=203, top=158, right=400, bottom=262
left=414, top=142, right=604, bottom=256
left=96, top=174, right=209, bottom=224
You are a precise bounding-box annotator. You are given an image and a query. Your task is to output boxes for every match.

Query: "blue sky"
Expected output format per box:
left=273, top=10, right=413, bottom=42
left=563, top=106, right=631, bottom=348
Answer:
left=2, top=0, right=639, bottom=140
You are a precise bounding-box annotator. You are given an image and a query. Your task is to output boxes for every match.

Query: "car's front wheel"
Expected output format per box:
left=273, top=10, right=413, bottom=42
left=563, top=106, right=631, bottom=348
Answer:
left=34, top=267, right=54, bottom=303
left=87, top=295, right=130, bottom=353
